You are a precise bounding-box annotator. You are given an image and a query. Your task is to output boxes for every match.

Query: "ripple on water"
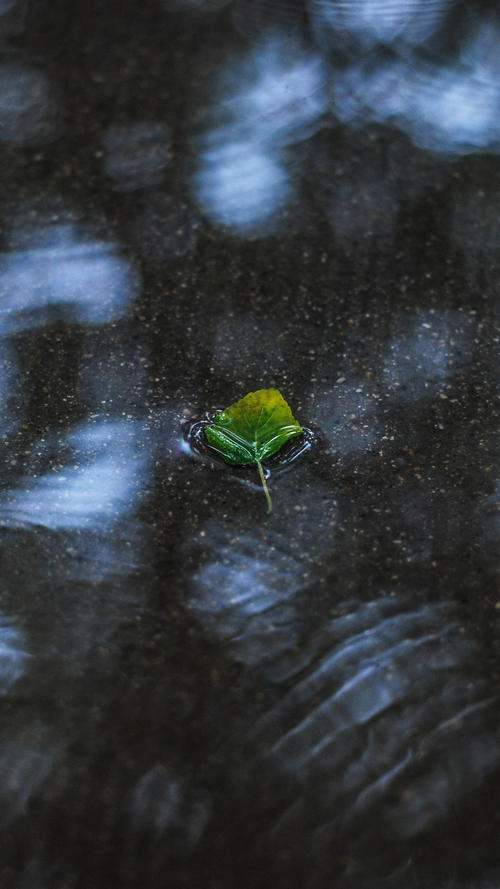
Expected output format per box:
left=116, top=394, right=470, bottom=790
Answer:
left=182, top=411, right=316, bottom=481
left=236, top=594, right=500, bottom=884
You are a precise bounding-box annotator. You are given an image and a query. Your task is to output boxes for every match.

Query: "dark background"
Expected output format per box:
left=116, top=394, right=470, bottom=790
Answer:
left=0, top=1, right=498, bottom=887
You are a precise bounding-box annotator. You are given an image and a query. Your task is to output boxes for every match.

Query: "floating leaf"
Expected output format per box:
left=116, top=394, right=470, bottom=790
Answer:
left=205, top=388, right=303, bottom=513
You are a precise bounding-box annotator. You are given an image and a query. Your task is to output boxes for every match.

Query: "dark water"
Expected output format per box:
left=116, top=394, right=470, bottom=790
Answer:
left=0, top=1, right=499, bottom=887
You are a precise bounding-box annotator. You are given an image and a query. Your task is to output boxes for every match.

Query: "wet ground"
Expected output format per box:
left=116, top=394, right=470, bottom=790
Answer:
left=0, top=1, right=499, bottom=887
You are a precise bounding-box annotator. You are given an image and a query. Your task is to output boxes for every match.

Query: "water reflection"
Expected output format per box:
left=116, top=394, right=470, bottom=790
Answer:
left=0, top=419, right=150, bottom=530
left=0, top=210, right=140, bottom=440
left=232, top=0, right=307, bottom=38
left=102, top=121, right=172, bottom=191
left=308, top=307, right=479, bottom=465
left=0, top=617, right=28, bottom=692
left=129, top=764, right=211, bottom=852
left=0, top=202, right=148, bottom=578
left=383, top=310, right=475, bottom=400
left=0, top=0, right=26, bottom=38
left=0, top=724, right=61, bottom=826
left=191, top=8, right=500, bottom=239
left=185, top=481, right=337, bottom=670
left=333, top=17, right=500, bottom=156
left=187, top=520, right=305, bottom=665
left=310, top=0, right=453, bottom=49
left=0, top=64, right=57, bottom=144
left=213, top=39, right=327, bottom=146
left=0, top=223, right=138, bottom=331
left=0, top=5, right=496, bottom=886
left=247, top=594, right=500, bottom=884
left=195, top=140, right=291, bottom=232
left=193, top=37, right=327, bottom=232
left=0, top=339, right=21, bottom=435
left=0, top=0, right=21, bottom=12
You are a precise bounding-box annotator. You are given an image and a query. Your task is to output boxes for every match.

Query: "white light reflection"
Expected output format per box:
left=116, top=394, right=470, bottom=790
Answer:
left=0, top=419, right=150, bottom=530
left=250, top=595, right=500, bottom=851
left=194, top=141, right=290, bottom=232
left=102, top=121, right=172, bottom=191
left=216, top=41, right=327, bottom=146
left=0, top=224, right=138, bottom=333
left=310, top=0, right=453, bottom=49
left=383, top=310, right=475, bottom=400
left=0, top=64, right=57, bottom=144
left=193, top=38, right=327, bottom=232
left=333, top=18, right=500, bottom=156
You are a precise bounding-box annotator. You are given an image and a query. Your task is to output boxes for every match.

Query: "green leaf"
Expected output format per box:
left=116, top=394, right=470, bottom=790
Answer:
left=205, top=388, right=303, bottom=513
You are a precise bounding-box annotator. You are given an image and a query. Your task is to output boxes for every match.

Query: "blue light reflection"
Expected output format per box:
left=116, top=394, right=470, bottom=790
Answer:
left=0, top=419, right=150, bottom=531
left=193, top=37, right=328, bottom=232
left=0, top=618, right=28, bottom=693
left=310, top=0, right=453, bottom=49
left=195, top=141, right=291, bottom=231
left=333, top=18, right=500, bottom=156
left=0, top=224, right=138, bottom=332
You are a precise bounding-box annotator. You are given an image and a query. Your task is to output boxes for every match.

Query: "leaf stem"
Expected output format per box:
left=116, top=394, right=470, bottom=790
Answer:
left=256, top=459, right=272, bottom=514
